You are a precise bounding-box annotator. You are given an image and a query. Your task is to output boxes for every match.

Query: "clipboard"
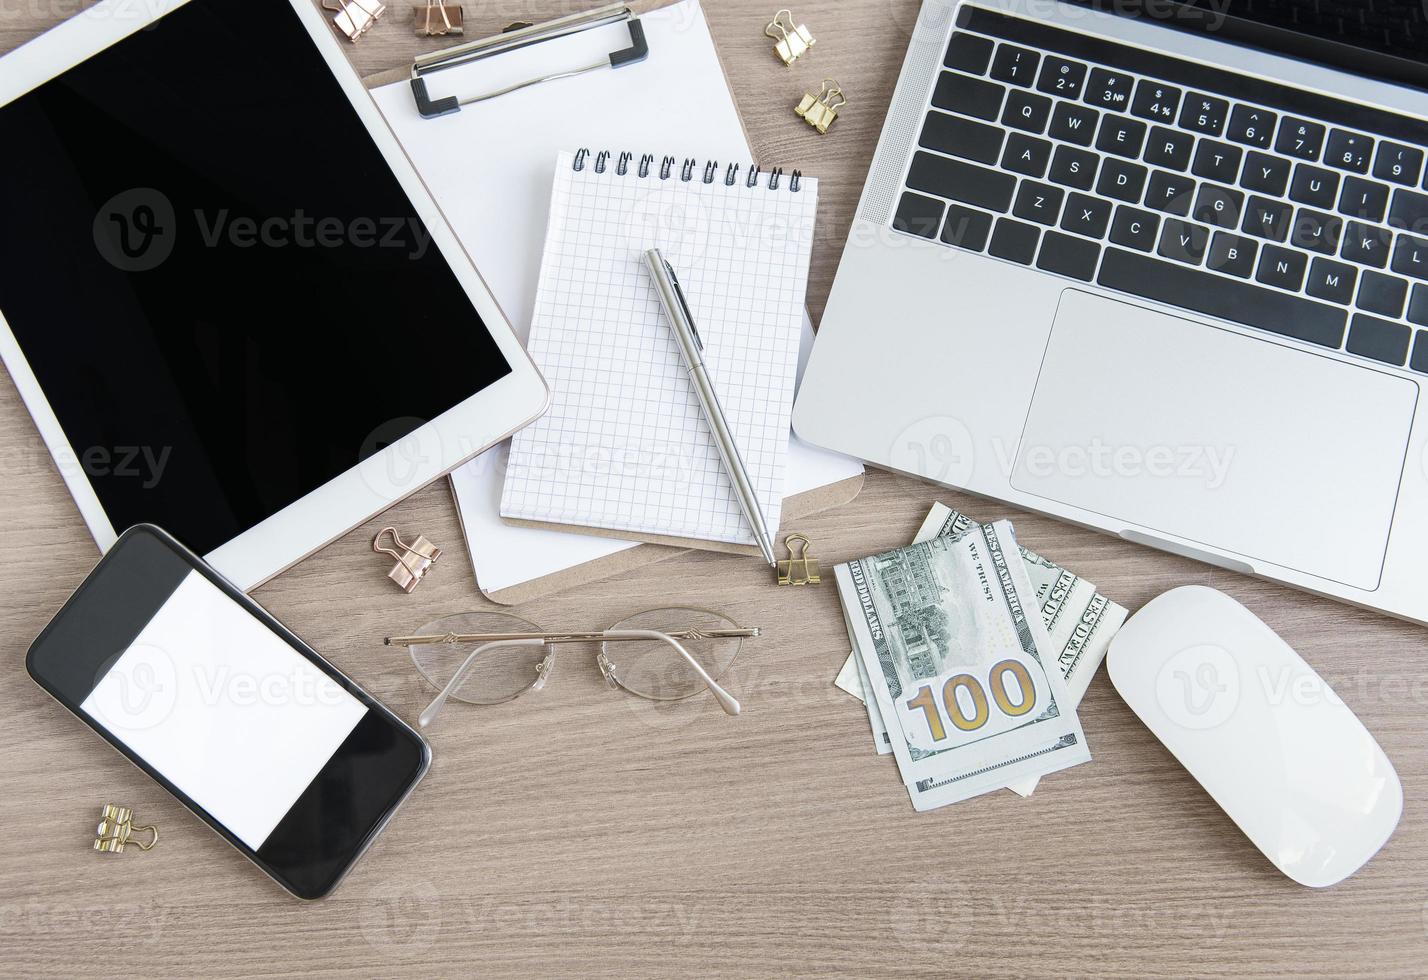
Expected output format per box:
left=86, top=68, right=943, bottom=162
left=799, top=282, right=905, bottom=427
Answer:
left=363, top=0, right=863, bottom=604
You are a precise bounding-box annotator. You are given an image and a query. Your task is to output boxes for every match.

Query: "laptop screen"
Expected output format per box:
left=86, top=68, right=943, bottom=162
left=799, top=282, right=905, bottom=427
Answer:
left=0, top=0, right=514, bottom=555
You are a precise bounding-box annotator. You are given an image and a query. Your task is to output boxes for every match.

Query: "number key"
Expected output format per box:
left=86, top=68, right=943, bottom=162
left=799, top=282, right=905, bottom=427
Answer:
left=1374, top=141, right=1424, bottom=186
left=1130, top=80, right=1180, bottom=123
left=1084, top=67, right=1133, bottom=111
left=1179, top=93, right=1229, bottom=135
left=1036, top=55, right=1087, bottom=99
left=1275, top=117, right=1326, bottom=161
left=1227, top=105, right=1276, bottom=148
left=1325, top=129, right=1374, bottom=174
left=990, top=44, right=1039, bottom=87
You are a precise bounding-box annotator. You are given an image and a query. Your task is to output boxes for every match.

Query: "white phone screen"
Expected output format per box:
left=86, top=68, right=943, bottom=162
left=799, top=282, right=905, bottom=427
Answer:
left=80, top=571, right=368, bottom=850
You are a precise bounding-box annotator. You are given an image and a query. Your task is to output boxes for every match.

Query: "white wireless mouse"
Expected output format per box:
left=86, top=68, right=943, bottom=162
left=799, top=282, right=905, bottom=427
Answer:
left=1107, top=586, right=1401, bottom=887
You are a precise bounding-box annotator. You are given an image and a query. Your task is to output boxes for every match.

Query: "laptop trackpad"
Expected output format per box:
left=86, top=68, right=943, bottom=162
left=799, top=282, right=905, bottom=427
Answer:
left=1011, top=290, right=1418, bottom=589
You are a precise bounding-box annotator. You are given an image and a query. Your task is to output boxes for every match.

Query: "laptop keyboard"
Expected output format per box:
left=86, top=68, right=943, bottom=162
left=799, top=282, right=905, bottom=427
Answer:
left=892, top=5, right=1428, bottom=375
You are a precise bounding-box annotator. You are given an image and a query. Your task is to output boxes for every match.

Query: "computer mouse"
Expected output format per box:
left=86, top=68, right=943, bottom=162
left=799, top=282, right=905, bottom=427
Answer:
left=1107, top=585, right=1401, bottom=887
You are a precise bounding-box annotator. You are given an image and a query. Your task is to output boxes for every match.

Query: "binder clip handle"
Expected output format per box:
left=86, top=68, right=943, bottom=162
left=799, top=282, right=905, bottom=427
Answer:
left=777, top=533, right=821, bottom=586
left=765, top=8, right=815, bottom=66
left=374, top=527, right=442, bottom=593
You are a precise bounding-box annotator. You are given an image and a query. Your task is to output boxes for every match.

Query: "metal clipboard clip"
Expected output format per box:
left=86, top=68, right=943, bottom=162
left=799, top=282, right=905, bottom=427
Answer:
left=409, top=2, right=649, bottom=119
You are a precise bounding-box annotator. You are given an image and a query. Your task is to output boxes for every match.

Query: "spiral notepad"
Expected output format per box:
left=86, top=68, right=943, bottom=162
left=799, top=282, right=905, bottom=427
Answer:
left=500, top=148, right=819, bottom=552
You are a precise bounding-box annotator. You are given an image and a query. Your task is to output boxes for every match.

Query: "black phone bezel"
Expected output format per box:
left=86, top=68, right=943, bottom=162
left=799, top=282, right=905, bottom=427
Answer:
left=25, top=524, right=430, bottom=900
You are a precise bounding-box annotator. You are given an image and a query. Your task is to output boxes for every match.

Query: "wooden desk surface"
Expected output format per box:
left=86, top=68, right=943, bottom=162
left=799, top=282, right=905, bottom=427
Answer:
left=2, top=2, right=1426, bottom=975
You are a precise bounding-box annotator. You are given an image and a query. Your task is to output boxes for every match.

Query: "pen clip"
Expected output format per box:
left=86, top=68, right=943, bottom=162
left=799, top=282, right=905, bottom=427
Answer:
left=663, top=258, right=703, bottom=352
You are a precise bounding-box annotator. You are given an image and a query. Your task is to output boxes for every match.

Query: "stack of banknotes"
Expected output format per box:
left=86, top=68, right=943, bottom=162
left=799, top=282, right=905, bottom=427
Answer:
left=834, top=503, right=1127, bottom=811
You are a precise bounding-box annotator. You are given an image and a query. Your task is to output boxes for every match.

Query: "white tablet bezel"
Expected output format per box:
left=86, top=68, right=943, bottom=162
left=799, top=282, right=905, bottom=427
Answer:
left=0, top=0, right=548, bottom=590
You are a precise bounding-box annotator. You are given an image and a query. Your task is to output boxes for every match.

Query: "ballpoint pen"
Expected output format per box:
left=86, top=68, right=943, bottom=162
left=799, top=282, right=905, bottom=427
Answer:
left=643, top=247, right=779, bottom=567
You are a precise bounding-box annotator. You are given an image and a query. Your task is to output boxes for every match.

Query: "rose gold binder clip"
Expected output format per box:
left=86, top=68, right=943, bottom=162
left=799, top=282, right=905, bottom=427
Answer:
left=94, top=804, right=158, bottom=854
left=324, top=0, right=386, bottom=42
left=374, top=527, right=442, bottom=593
left=415, top=0, right=463, bottom=36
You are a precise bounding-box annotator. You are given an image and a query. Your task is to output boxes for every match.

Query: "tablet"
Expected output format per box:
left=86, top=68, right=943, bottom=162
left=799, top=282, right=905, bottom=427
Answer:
left=0, top=0, right=548, bottom=589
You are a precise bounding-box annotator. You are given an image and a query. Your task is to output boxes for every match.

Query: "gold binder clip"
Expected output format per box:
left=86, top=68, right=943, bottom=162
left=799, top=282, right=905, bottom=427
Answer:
left=415, top=0, right=463, bottom=36
left=93, top=804, right=158, bottom=854
left=323, top=0, right=386, bottom=42
left=765, top=9, right=815, bottom=66
left=777, top=533, right=821, bottom=586
left=374, top=527, right=442, bottom=593
left=795, top=79, right=846, bottom=135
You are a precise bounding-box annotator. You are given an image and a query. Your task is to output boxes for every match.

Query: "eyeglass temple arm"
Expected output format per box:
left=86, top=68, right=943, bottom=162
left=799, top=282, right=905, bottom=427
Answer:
left=603, top=629, right=741, bottom=716
left=418, top=638, right=547, bottom=729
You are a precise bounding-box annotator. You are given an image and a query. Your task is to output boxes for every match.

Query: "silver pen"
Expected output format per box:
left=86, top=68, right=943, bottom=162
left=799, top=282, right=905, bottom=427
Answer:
left=643, top=248, right=778, bottom=567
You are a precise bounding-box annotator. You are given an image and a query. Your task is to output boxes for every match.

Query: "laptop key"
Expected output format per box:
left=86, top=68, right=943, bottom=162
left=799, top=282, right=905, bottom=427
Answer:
left=931, top=71, right=1005, bottom=121
left=1003, top=89, right=1052, bottom=133
left=1048, top=101, right=1098, bottom=146
left=1098, top=248, right=1347, bottom=348
left=944, top=32, right=995, bottom=74
left=893, top=191, right=945, bottom=239
left=1242, top=196, right=1293, bottom=242
left=1413, top=330, right=1428, bottom=372
left=919, top=111, right=1005, bottom=165
left=1374, top=141, right=1423, bottom=186
left=1306, top=257, right=1357, bottom=304
left=1241, top=152, right=1290, bottom=196
left=1060, top=192, right=1112, bottom=238
left=1410, top=286, right=1428, bottom=327
left=1346, top=313, right=1411, bottom=365
left=1340, top=221, right=1392, bottom=268
left=1110, top=206, right=1159, bottom=252
left=1289, top=164, right=1339, bottom=208
left=1207, top=232, right=1257, bottom=278
left=1193, top=184, right=1243, bottom=230
left=1357, top=271, right=1408, bottom=318
left=1146, top=171, right=1195, bottom=216
left=1227, top=105, right=1276, bottom=148
left=1325, top=129, right=1374, bottom=174
left=1255, top=245, right=1307, bottom=291
left=1144, top=126, right=1193, bottom=171
left=1084, top=67, right=1133, bottom=111
left=1036, top=230, right=1100, bottom=280
left=941, top=204, right=994, bottom=251
left=1191, top=140, right=1241, bottom=184
left=1391, top=233, right=1428, bottom=281
left=1388, top=188, right=1428, bottom=231
left=1048, top=145, right=1098, bottom=190
left=1036, top=55, right=1087, bottom=99
left=989, top=44, right=1039, bottom=87
left=905, top=152, right=1017, bottom=212
left=988, top=217, right=1040, bottom=264
left=1096, top=115, right=1146, bottom=158
left=1179, top=93, right=1228, bottom=136
left=1002, top=133, right=1052, bottom=177
left=1290, top=209, right=1342, bottom=255
left=1130, top=80, right=1180, bottom=124
left=1097, top=158, right=1147, bottom=203
left=1276, top=117, right=1326, bottom=162
left=1338, top=177, right=1389, bottom=222
left=1013, top=181, right=1064, bottom=225
left=1157, top=219, right=1209, bottom=264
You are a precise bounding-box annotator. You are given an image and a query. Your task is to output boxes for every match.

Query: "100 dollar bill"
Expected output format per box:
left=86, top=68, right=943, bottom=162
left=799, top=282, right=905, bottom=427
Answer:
left=837, top=520, right=1090, bottom=803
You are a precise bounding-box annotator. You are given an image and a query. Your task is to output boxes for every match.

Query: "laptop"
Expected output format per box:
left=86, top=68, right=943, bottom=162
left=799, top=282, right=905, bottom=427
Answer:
left=794, top=0, right=1428, bottom=625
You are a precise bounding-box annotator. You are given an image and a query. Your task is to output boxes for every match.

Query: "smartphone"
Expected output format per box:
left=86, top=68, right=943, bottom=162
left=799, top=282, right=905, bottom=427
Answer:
left=26, top=524, right=430, bottom=899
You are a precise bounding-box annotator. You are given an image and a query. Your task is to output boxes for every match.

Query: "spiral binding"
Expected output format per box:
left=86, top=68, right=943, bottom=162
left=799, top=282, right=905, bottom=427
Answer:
left=571, top=148, right=802, bottom=191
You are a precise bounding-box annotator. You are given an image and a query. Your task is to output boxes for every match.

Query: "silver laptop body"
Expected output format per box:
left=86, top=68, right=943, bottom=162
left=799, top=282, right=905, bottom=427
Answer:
left=794, top=0, right=1428, bottom=624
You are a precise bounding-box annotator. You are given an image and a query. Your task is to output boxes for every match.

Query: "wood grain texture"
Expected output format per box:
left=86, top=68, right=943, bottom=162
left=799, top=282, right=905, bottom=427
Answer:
left=1, top=1, right=1426, bottom=975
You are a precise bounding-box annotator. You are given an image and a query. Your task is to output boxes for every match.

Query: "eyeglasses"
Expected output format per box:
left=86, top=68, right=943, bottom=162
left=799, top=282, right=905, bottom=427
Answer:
left=384, top=607, right=759, bottom=728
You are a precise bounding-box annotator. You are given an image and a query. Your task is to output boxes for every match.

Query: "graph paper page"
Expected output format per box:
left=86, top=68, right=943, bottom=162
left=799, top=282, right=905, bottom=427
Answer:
left=501, top=151, right=818, bottom=546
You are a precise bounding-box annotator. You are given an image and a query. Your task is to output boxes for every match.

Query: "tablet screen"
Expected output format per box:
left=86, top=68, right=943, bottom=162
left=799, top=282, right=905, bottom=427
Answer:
left=0, top=0, right=513, bottom=554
